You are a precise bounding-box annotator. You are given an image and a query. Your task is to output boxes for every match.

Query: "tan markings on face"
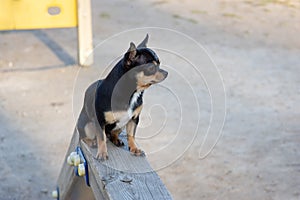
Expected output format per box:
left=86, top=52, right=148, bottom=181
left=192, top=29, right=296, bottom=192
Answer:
left=104, top=111, right=127, bottom=124
left=136, top=70, right=166, bottom=90
left=136, top=71, right=156, bottom=90
left=154, top=71, right=166, bottom=82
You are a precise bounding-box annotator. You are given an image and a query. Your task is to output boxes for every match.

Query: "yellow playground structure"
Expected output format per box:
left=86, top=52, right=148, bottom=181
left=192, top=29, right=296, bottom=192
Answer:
left=0, top=0, right=93, bottom=66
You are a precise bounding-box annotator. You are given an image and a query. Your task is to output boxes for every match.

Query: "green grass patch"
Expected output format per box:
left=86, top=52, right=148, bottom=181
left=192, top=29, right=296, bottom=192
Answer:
left=152, top=0, right=168, bottom=5
left=172, top=14, right=180, bottom=19
left=99, top=12, right=110, bottom=19
left=222, top=13, right=241, bottom=19
left=172, top=14, right=198, bottom=24
left=245, top=0, right=297, bottom=7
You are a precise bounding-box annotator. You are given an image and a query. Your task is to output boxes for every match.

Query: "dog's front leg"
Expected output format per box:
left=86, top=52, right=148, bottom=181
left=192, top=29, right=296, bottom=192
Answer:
left=96, top=128, right=108, bottom=161
left=126, top=117, right=145, bottom=156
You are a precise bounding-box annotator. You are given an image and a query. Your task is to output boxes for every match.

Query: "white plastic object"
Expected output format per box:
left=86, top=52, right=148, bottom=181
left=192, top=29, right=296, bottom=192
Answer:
left=67, top=152, right=77, bottom=165
left=52, top=190, right=58, bottom=198
left=67, top=155, right=73, bottom=166
left=78, top=163, right=86, bottom=176
left=70, top=152, right=77, bottom=161
left=73, top=154, right=81, bottom=166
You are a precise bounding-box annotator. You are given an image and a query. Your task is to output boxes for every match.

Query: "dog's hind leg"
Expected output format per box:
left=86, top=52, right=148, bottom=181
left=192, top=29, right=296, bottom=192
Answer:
left=76, top=109, right=96, bottom=147
left=82, top=122, right=97, bottom=147
left=96, top=129, right=108, bottom=161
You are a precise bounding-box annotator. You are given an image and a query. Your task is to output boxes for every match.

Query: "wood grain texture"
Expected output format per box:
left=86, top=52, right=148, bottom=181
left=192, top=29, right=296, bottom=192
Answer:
left=57, top=130, right=172, bottom=200
left=57, top=129, right=80, bottom=200
left=81, top=132, right=173, bottom=200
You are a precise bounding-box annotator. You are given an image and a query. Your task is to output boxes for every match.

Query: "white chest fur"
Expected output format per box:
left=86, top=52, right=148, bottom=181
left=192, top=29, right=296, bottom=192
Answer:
left=114, top=91, right=142, bottom=130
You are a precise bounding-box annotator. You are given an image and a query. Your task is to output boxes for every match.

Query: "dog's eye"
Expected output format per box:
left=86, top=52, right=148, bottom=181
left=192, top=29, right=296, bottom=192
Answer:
left=148, top=65, right=156, bottom=73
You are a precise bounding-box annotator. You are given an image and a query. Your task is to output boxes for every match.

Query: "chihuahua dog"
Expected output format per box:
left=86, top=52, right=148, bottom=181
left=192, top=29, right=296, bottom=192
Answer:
left=76, top=35, right=168, bottom=160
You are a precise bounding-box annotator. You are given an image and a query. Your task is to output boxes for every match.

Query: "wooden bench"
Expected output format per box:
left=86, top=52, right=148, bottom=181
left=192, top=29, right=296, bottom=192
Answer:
left=54, top=130, right=173, bottom=200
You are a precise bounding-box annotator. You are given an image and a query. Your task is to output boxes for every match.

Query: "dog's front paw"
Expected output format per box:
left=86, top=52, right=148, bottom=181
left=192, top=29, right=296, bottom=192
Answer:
left=96, top=150, right=108, bottom=161
left=129, top=147, right=145, bottom=157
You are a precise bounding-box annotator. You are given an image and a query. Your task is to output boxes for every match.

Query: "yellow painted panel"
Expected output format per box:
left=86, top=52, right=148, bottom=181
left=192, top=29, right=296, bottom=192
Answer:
left=0, top=0, right=77, bottom=30
left=0, top=1, right=14, bottom=30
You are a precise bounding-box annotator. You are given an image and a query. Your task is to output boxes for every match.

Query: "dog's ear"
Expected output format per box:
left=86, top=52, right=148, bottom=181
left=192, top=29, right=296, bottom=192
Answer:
left=124, top=42, right=137, bottom=68
left=137, top=34, right=149, bottom=48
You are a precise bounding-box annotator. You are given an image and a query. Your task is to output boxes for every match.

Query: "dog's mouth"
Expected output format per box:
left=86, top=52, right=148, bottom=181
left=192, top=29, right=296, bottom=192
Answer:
left=135, top=67, right=168, bottom=90
left=153, top=69, right=168, bottom=83
left=143, top=83, right=152, bottom=87
left=150, top=69, right=168, bottom=83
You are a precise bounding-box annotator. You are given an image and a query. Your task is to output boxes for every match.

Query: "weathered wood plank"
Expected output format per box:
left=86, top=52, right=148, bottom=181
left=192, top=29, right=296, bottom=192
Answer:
left=57, top=130, right=80, bottom=200
left=80, top=132, right=173, bottom=200
left=65, top=176, right=95, bottom=200
left=57, top=130, right=172, bottom=200
left=88, top=164, right=107, bottom=200
left=56, top=129, right=102, bottom=200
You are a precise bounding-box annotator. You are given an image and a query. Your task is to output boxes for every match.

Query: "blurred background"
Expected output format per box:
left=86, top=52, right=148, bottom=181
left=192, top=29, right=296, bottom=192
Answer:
left=0, top=0, right=299, bottom=199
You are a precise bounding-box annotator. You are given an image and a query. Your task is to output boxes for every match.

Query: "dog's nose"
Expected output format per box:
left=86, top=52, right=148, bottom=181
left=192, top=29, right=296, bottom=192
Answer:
left=162, top=69, right=168, bottom=78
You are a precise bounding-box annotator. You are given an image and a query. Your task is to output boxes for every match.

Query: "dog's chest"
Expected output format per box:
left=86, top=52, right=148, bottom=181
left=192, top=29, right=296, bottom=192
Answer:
left=105, top=91, right=143, bottom=130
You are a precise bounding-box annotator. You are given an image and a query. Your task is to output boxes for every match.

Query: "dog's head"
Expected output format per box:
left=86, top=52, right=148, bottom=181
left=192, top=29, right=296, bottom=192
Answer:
left=123, top=35, right=168, bottom=90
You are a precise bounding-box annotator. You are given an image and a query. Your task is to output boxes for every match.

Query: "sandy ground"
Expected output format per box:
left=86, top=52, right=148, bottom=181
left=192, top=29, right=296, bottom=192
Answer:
left=0, top=0, right=300, bottom=199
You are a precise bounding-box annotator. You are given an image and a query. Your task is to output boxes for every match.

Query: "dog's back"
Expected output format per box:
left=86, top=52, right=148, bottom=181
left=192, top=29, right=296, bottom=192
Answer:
left=77, top=80, right=102, bottom=140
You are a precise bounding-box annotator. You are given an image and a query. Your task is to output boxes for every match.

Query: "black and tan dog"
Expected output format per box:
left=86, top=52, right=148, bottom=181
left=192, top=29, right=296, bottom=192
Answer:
left=76, top=35, right=168, bottom=160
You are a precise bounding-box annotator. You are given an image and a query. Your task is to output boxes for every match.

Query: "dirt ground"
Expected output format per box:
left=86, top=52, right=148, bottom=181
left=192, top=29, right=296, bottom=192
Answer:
left=0, top=0, right=299, bottom=199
